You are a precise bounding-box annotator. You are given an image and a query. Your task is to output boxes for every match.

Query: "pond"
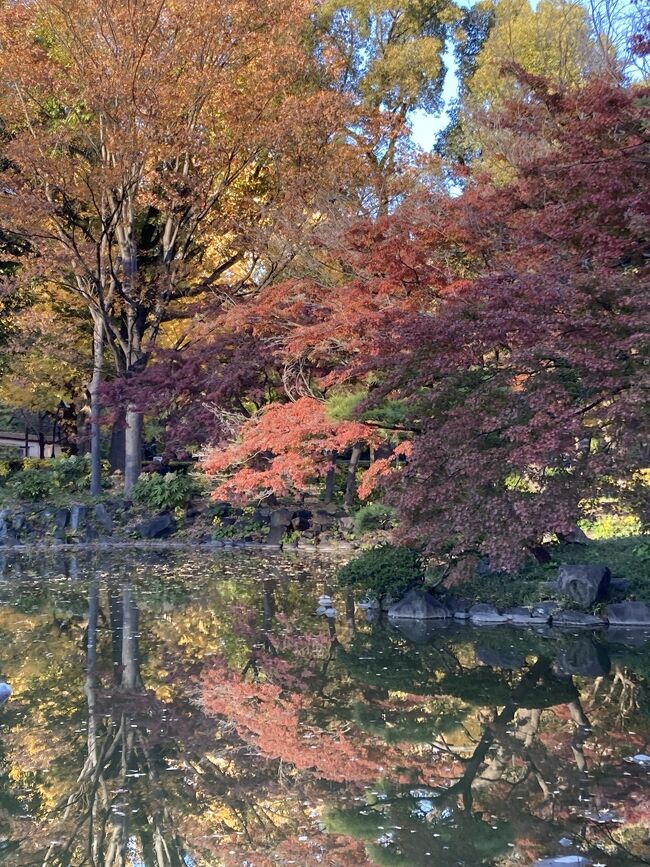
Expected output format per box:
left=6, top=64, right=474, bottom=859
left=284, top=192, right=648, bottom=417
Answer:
left=0, top=549, right=649, bottom=866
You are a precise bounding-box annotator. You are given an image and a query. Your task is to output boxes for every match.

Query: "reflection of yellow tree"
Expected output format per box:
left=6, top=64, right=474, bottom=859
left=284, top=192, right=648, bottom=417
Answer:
left=2, top=554, right=650, bottom=866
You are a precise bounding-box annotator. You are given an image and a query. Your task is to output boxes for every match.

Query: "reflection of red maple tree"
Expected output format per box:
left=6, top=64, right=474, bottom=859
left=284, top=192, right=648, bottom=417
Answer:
left=202, top=655, right=395, bottom=784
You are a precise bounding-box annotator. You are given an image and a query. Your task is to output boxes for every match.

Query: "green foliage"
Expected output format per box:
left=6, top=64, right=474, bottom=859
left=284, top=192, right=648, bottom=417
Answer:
left=327, top=388, right=411, bottom=430
left=454, top=570, right=549, bottom=608
left=4, top=455, right=92, bottom=501
left=457, top=534, right=650, bottom=607
left=352, top=501, right=396, bottom=536
left=338, top=543, right=423, bottom=598
left=581, top=511, right=641, bottom=539
left=212, top=514, right=268, bottom=540
left=131, top=472, right=198, bottom=512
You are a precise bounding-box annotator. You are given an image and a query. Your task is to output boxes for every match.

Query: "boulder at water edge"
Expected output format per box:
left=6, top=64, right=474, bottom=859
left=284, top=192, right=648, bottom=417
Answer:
left=387, top=589, right=449, bottom=620
left=557, top=564, right=610, bottom=607
left=605, top=600, right=650, bottom=626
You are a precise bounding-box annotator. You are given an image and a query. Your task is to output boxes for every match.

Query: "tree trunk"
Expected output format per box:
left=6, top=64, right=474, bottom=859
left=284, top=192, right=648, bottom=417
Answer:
left=85, top=581, right=99, bottom=764
left=121, top=585, right=143, bottom=691
left=109, top=410, right=126, bottom=473
left=324, top=463, right=336, bottom=504
left=89, top=316, right=104, bottom=495
left=123, top=407, right=143, bottom=495
left=344, top=443, right=363, bottom=509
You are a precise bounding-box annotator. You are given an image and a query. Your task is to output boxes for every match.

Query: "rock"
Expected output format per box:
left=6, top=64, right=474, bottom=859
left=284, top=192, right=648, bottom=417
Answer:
left=552, top=610, right=605, bottom=629
left=83, top=525, right=99, bottom=542
left=0, top=510, right=18, bottom=546
left=503, top=606, right=533, bottom=624
left=266, top=525, right=287, bottom=545
left=94, top=503, right=114, bottom=533
left=445, top=596, right=472, bottom=620
left=0, top=682, right=12, bottom=704
left=291, top=512, right=311, bottom=531
left=387, top=589, right=449, bottom=620
left=605, top=601, right=650, bottom=626
left=557, top=564, right=610, bottom=607
left=136, top=512, right=177, bottom=539
left=380, top=595, right=397, bottom=612
left=252, top=507, right=270, bottom=525
left=558, top=526, right=591, bottom=545
left=392, top=619, right=451, bottom=643
left=477, top=645, right=526, bottom=669
left=532, top=601, right=560, bottom=621
left=269, top=508, right=293, bottom=528
left=608, top=576, right=629, bottom=593
left=553, top=638, right=611, bottom=677
left=312, top=510, right=336, bottom=530
left=53, top=508, right=69, bottom=540
left=469, top=603, right=508, bottom=624
left=69, top=503, right=87, bottom=534
left=339, top=516, right=355, bottom=532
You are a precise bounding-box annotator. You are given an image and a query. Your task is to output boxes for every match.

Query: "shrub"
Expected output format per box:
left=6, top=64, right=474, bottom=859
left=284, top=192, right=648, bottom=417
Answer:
left=352, top=502, right=396, bottom=536
left=5, top=455, right=92, bottom=501
left=338, top=544, right=423, bottom=599
left=6, top=465, right=53, bottom=500
left=131, top=471, right=198, bottom=511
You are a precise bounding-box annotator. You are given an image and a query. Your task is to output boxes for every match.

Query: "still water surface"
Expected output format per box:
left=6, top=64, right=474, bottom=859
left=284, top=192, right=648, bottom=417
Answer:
left=0, top=548, right=649, bottom=867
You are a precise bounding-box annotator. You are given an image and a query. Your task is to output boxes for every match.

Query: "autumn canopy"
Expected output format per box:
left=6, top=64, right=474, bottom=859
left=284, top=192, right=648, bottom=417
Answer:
left=0, top=0, right=648, bottom=566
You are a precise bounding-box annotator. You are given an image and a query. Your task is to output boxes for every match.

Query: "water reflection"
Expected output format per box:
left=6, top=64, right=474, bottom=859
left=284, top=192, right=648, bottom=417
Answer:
left=0, top=549, right=648, bottom=866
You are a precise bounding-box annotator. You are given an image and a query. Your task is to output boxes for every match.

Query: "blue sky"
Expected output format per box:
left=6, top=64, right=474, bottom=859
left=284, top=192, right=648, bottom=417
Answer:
left=410, top=42, right=460, bottom=150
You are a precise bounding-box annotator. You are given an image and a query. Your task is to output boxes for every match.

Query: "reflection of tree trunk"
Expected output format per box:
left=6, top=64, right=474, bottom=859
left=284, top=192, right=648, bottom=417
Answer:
left=262, top=580, right=277, bottom=655
left=121, top=585, right=144, bottom=691
left=86, top=581, right=100, bottom=765
left=567, top=697, right=591, bottom=772
left=108, top=581, right=124, bottom=684
left=262, top=581, right=276, bottom=631
left=346, top=591, right=356, bottom=631
left=430, top=658, right=552, bottom=811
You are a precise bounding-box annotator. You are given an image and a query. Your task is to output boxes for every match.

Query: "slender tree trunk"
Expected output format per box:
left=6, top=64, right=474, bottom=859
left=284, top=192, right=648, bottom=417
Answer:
left=108, top=580, right=124, bottom=684
left=123, top=408, right=143, bottom=495
left=89, top=316, right=104, bottom=496
left=121, top=585, right=143, bottom=691
left=85, top=581, right=99, bottom=764
left=344, top=444, right=363, bottom=509
left=109, top=410, right=126, bottom=473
